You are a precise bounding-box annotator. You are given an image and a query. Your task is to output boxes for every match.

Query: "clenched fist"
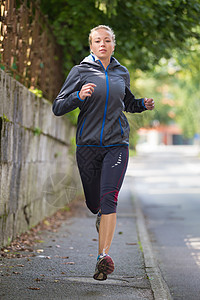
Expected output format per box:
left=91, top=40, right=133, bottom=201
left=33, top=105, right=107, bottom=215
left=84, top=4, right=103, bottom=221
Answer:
left=144, top=98, right=155, bottom=110
left=79, top=83, right=97, bottom=100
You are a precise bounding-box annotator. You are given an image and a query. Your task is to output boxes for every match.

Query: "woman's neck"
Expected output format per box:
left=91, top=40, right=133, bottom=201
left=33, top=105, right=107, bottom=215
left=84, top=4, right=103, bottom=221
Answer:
left=101, top=58, right=110, bottom=70
left=92, top=54, right=110, bottom=70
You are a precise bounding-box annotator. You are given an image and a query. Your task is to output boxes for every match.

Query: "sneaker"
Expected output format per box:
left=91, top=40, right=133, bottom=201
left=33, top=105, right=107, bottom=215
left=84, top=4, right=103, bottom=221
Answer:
left=93, top=253, right=114, bottom=281
left=95, top=211, right=101, bottom=233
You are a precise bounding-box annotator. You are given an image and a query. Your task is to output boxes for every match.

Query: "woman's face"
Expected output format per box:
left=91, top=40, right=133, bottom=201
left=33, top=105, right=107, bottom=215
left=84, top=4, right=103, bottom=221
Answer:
left=90, top=29, right=115, bottom=61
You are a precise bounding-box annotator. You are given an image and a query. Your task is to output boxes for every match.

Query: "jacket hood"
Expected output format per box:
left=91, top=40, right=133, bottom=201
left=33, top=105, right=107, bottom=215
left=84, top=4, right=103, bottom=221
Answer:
left=80, top=54, right=121, bottom=69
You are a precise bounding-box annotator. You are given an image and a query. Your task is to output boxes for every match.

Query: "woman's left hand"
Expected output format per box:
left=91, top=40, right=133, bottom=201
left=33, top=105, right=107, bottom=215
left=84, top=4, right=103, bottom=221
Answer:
left=144, top=98, right=155, bottom=110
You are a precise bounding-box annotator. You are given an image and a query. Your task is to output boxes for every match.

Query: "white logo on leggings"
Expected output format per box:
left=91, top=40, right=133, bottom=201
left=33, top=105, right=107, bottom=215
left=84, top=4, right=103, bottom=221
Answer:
left=112, top=152, right=122, bottom=168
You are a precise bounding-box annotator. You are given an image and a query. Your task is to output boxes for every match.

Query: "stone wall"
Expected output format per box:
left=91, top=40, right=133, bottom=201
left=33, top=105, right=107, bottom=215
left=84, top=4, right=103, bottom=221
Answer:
left=0, top=69, right=81, bottom=247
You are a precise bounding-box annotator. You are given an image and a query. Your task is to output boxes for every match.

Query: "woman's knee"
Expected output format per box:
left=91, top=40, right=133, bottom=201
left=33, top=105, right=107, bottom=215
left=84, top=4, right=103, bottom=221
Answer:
left=85, top=200, right=100, bottom=214
left=100, top=193, right=118, bottom=214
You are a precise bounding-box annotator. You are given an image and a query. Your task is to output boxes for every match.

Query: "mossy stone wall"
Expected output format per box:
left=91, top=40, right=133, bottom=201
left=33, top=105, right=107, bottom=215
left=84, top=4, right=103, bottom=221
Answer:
left=0, top=69, right=81, bottom=247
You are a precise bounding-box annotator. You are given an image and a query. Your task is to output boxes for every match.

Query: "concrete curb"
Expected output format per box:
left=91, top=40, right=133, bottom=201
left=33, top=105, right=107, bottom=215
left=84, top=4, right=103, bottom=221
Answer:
left=133, top=195, right=173, bottom=300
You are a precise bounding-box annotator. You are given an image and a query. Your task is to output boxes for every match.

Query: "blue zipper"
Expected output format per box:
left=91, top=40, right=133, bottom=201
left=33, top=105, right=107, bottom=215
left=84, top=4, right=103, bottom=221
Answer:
left=99, top=60, right=110, bottom=146
left=118, top=117, right=124, bottom=137
left=79, top=117, right=86, bottom=138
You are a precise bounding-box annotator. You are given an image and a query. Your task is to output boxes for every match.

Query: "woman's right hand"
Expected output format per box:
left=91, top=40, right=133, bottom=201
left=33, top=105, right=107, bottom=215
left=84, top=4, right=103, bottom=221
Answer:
left=79, top=83, right=96, bottom=100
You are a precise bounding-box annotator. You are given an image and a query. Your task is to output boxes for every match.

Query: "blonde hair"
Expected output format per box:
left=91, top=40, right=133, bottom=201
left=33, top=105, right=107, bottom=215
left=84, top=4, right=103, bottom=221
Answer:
left=89, top=25, right=116, bottom=46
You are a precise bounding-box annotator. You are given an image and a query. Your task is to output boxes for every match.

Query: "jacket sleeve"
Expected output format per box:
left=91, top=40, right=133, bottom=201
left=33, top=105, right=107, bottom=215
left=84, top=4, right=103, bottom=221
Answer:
left=123, top=71, right=147, bottom=113
left=52, top=66, right=83, bottom=116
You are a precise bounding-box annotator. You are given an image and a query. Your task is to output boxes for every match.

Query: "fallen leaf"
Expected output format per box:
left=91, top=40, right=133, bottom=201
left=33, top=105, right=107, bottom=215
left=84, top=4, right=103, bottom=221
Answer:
left=36, top=249, right=44, bottom=253
left=43, top=220, right=51, bottom=226
left=13, top=271, right=20, bottom=274
left=54, top=280, right=59, bottom=283
left=118, top=231, right=123, bottom=235
left=92, top=239, right=98, bottom=241
left=16, top=254, right=23, bottom=258
left=28, top=287, right=40, bottom=290
left=62, top=262, right=75, bottom=265
left=16, top=264, right=25, bottom=267
left=35, top=278, right=41, bottom=282
left=89, top=254, right=94, bottom=257
left=61, top=256, right=69, bottom=259
left=37, top=255, right=51, bottom=259
left=126, top=242, right=137, bottom=245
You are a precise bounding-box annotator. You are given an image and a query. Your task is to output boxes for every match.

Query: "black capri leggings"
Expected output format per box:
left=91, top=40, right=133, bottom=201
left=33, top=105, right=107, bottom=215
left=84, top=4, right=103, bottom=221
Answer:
left=76, top=145, right=129, bottom=215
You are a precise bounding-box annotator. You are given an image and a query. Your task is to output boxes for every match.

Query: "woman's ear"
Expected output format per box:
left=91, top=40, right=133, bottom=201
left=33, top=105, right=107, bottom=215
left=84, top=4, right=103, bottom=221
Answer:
left=112, top=46, right=115, bottom=55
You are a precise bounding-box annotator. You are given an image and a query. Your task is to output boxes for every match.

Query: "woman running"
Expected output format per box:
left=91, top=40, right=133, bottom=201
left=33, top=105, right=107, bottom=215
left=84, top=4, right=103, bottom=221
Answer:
left=52, top=25, right=154, bottom=281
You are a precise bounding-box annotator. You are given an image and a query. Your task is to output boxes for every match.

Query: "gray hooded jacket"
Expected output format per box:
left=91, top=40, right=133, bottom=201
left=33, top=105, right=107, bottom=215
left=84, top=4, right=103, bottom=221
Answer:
left=52, top=55, right=147, bottom=147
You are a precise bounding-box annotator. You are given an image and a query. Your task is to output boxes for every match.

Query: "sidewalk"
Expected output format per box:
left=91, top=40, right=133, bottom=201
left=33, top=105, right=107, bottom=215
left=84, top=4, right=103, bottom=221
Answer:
left=0, top=177, right=171, bottom=300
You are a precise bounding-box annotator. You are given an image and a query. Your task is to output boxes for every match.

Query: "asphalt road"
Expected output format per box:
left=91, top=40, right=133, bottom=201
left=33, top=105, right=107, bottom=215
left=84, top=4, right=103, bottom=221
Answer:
left=128, top=145, right=200, bottom=300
